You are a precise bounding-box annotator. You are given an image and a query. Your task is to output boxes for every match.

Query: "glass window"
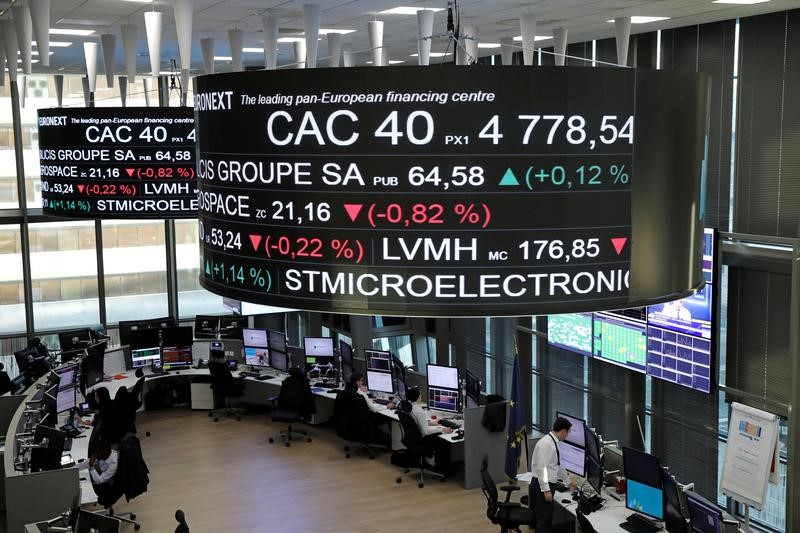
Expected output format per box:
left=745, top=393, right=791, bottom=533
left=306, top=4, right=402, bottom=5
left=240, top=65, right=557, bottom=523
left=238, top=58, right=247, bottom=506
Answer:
left=29, top=221, right=99, bottom=330
left=176, top=220, right=228, bottom=318
left=102, top=220, right=167, bottom=324
left=0, top=225, right=24, bottom=334
left=372, top=334, right=413, bottom=367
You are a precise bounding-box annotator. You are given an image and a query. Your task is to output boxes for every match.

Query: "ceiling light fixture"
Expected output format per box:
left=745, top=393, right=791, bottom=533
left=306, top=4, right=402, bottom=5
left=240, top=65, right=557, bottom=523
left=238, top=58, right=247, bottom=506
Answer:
left=34, top=41, right=73, bottom=47
left=379, top=7, right=445, bottom=15
left=318, top=29, right=356, bottom=35
left=243, top=47, right=265, bottom=53
left=49, top=28, right=95, bottom=36
left=712, top=0, right=771, bottom=4
left=213, top=56, right=233, bottom=61
left=409, top=52, right=451, bottom=57
left=605, top=16, right=671, bottom=24
left=512, top=35, right=552, bottom=42
left=478, top=43, right=502, bottom=49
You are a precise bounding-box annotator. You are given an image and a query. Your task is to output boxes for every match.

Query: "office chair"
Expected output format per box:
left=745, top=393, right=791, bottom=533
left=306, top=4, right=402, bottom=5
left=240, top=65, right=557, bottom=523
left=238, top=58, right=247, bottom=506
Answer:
left=576, top=509, right=598, bottom=533
left=129, top=371, right=151, bottom=437
left=394, top=411, right=445, bottom=487
left=91, top=433, right=149, bottom=531
left=208, top=359, right=247, bottom=422
left=174, top=509, right=190, bottom=533
left=333, top=388, right=387, bottom=459
left=267, top=368, right=315, bottom=446
left=479, top=456, right=535, bottom=533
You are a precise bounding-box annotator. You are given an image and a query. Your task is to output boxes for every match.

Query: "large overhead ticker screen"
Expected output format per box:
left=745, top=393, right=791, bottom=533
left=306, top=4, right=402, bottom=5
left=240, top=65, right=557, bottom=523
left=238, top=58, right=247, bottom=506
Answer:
left=38, top=107, right=197, bottom=218
left=195, top=66, right=709, bottom=316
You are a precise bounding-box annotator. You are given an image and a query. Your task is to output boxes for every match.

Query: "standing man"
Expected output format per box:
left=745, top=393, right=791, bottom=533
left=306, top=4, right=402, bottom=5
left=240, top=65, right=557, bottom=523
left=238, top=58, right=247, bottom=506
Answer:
left=530, top=417, right=577, bottom=533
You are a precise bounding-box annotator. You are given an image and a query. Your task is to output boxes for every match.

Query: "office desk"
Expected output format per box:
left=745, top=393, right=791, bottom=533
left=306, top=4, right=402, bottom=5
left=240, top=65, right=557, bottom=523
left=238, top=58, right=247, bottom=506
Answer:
left=517, top=472, right=666, bottom=533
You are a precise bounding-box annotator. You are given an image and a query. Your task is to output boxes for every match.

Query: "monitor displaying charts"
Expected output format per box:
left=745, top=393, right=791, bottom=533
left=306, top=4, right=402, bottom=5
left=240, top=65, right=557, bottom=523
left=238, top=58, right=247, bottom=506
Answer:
left=427, top=364, right=460, bottom=413
left=593, top=311, right=647, bottom=373
left=558, top=440, right=586, bottom=477
left=129, top=329, right=161, bottom=368
left=160, top=326, right=193, bottom=368
left=548, top=313, right=593, bottom=357
left=365, top=349, right=392, bottom=372
left=366, top=369, right=393, bottom=394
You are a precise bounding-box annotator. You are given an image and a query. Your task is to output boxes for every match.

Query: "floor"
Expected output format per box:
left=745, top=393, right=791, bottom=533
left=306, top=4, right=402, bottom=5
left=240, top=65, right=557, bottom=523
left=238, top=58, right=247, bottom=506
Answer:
left=86, top=408, right=505, bottom=532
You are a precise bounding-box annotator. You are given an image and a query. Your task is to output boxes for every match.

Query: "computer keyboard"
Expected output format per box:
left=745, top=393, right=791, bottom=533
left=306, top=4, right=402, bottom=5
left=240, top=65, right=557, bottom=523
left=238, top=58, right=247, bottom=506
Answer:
left=373, top=398, right=392, bottom=406
left=313, top=382, right=338, bottom=389
left=437, top=419, right=460, bottom=429
left=620, top=514, right=661, bottom=533
left=255, top=374, right=273, bottom=381
left=239, top=371, right=260, bottom=378
left=553, top=481, right=569, bottom=493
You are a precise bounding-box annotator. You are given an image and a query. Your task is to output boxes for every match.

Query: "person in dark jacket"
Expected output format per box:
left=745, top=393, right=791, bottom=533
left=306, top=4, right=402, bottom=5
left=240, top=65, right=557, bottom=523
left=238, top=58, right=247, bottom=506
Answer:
left=0, top=363, right=11, bottom=395
left=174, top=510, right=190, bottom=533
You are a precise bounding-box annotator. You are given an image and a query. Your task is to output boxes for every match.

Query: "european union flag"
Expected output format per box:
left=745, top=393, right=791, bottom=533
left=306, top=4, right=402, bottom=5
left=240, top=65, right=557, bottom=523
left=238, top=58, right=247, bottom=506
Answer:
left=504, top=354, right=527, bottom=479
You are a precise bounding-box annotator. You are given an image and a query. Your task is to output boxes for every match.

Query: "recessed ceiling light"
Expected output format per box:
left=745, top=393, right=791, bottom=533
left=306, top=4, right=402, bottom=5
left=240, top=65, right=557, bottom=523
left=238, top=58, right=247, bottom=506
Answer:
left=366, top=60, right=405, bottom=64
left=319, top=29, right=356, bottom=35
left=605, top=16, right=671, bottom=24
left=243, top=47, right=264, bottom=53
left=278, top=37, right=305, bottom=43
left=379, top=7, right=445, bottom=15
left=49, top=28, right=95, bottom=36
left=712, top=0, right=770, bottom=3
left=29, top=51, right=55, bottom=56
left=33, top=41, right=73, bottom=47
left=409, top=52, right=452, bottom=57
left=213, top=56, right=232, bottom=61
left=512, top=35, right=553, bottom=42
left=478, top=43, right=502, bottom=49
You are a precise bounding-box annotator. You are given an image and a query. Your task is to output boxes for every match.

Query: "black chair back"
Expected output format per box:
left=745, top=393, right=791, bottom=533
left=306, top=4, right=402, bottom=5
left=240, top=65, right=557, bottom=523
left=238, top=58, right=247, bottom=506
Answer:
left=333, top=389, right=369, bottom=441
left=278, top=373, right=315, bottom=418
left=479, top=455, right=500, bottom=524
left=397, top=411, right=431, bottom=458
left=115, top=433, right=150, bottom=502
left=209, top=360, right=241, bottom=398
left=576, top=510, right=598, bottom=533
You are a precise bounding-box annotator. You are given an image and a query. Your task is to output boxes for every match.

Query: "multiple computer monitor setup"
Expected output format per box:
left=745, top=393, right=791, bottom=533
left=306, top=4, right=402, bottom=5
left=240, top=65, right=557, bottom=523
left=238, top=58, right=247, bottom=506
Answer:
left=193, top=314, right=247, bottom=340
left=303, top=337, right=335, bottom=377
left=242, top=328, right=289, bottom=373
left=129, top=326, right=194, bottom=370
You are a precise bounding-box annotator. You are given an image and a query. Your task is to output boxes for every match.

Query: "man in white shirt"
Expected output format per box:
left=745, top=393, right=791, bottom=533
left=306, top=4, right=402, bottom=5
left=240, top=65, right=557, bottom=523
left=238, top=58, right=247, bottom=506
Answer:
left=530, top=417, right=577, bottom=533
left=349, top=372, right=396, bottom=412
left=90, top=438, right=119, bottom=501
left=405, top=387, right=453, bottom=474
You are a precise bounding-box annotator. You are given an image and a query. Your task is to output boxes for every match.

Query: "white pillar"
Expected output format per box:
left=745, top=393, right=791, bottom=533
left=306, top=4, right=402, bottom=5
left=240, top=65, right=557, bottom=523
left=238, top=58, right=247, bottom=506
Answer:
left=143, top=77, right=153, bottom=107
left=29, top=0, right=50, bottom=67
left=381, top=45, right=390, bottom=66
left=173, top=0, right=194, bottom=95
left=101, top=33, right=117, bottom=88
left=262, top=15, right=279, bottom=70
left=201, top=38, right=215, bottom=74
left=342, top=49, right=355, bottom=67
left=500, top=37, right=514, bottom=66
left=367, top=20, right=383, bottom=67
left=121, top=24, right=138, bottom=82
left=520, top=13, right=537, bottom=66
left=119, top=76, right=128, bottom=107
left=2, top=20, right=20, bottom=82
left=53, top=74, right=63, bottom=106
left=553, top=28, right=568, bottom=66
left=302, top=4, right=321, bottom=69
left=615, top=16, right=632, bottom=67
left=84, top=42, right=98, bottom=94
left=144, top=11, right=163, bottom=77
left=228, top=28, right=244, bottom=72
left=416, top=9, right=435, bottom=66
left=12, top=5, right=33, bottom=75
left=293, top=40, right=306, bottom=69
left=327, top=33, right=342, bottom=67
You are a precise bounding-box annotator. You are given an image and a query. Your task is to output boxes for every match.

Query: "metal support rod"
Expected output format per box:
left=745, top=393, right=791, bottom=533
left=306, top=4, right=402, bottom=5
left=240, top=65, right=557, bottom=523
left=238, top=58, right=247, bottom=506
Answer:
left=11, top=79, right=34, bottom=335
left=95, top=220, right=106, bottom=327
left=786, top=241, right=800, bottom=531
left=165, top=220, right=178, bottom=320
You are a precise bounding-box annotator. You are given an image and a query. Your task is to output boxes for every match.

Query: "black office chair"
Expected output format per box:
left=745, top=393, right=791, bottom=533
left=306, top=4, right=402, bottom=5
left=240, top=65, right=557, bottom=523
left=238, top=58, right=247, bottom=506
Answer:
left=479, top=455, right=535, bottom=533
left=267, top=368, right=315, bottom=446
left=333, top=388, right=387, bottom=459
left=576, top=509, right=598, bottom=533
left=208, top=359, right=247, bottom=422
left=394, top=411, right=445, bottom=487
left=174, top=509, right=190, bottom=533
left=91, top=433, right=150, bottom=531
left=129, top=371, right=151, bottom=437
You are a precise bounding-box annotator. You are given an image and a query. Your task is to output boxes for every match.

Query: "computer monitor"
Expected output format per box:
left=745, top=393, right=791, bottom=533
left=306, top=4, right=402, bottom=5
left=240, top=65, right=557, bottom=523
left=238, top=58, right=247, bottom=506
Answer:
left=195, top=315, right=220, bottom=338
left=268, top=330, right=287, bottom=353
left=57, top=385, right=76, bottom=414
left=340, top=340, right=354, bottom=380
left=685, top=491, right=723, bottom=533
left=366, top=369, right=393, bottom=394
left=75, top=509, right=121, bottom=533
left=161, top=326, right=193, bottom=348
left=556, top=411, right=586, bottom=448
left=41, top=384, right=58, bottom=427
left=119, top=316, right=175, bottom=346
left=365, top=349, right=391, bottom=372
left=661, top=467, right=689, bottom=533
left=623, top=447, right=662, bottom=487
left=129, top=329, right=161, bottom=369
left=219, top=315, right=245, bottom=339
left=465, top=370, right=481, bottom=409
left=586, top=455, right=604, bottom=494
left=427, top=364, right=460, bottom=413
left=58, top=328, right=92, bottom=353
left=160, top=326, right=193, bottom=368
left=270, top=350, right=289, bottom=373
left=304, top=337, right=334, bottom=357
left=626, top=479, right=665, bottom=521
left=585, top=426, right=602, bottom=466
left=305, top=355, right=335, bottom=376
left=243, top=328, right=270, bottom=367
left=210, top=340, right=225, bottom=359
left=57, top=363, right=78, bottom=390
left=558, top=440, right=586, bottom=477
left=79, top=342, right=105, bottom=394
left=30, top=424, right=67, bottom=472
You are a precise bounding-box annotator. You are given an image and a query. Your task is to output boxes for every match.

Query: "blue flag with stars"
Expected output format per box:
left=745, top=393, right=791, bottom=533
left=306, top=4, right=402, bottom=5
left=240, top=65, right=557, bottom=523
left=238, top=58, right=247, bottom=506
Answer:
left=504, top=354, right=527, bottom=479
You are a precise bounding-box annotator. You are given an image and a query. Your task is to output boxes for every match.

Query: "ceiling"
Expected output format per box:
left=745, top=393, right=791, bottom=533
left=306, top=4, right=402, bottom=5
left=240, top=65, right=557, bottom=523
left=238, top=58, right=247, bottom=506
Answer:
left=5, top=0, right=800, bottom=74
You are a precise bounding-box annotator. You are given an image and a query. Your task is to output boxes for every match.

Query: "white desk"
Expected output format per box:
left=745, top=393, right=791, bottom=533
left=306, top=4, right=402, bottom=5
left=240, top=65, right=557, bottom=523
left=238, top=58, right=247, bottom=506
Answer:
left=517, top=472, right=666, bottom=533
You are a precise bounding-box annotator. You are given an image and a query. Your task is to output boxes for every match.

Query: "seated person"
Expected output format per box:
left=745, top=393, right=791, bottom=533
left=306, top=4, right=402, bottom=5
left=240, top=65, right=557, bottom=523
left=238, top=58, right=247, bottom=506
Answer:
left=347, top=372, right=396, bottom=412
left=405, top=387, right=453, bottom=473
left=24, top=337, right=52, bottom=378
left=0, top=363, right=11, bottom=395
left=89, top=438, right=119, bottom=502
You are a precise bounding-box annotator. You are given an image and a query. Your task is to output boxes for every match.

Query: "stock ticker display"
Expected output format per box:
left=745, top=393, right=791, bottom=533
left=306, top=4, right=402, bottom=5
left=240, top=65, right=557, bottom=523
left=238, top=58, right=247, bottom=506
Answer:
left=194, top=66, right=709, bottom=316
left=38, top=107, right=197, bottom=218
